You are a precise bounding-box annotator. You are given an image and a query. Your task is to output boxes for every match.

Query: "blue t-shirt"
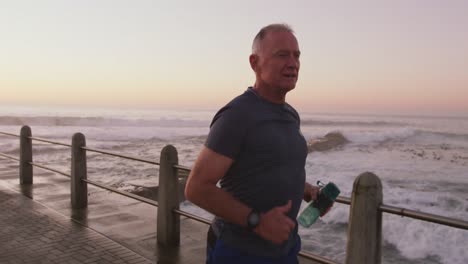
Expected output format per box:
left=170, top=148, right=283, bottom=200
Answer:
left=205, top=87, right=308, bottom=257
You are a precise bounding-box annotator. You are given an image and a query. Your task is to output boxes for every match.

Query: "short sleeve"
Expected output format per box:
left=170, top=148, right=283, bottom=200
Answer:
left=205, top=105, right=248, bottom=160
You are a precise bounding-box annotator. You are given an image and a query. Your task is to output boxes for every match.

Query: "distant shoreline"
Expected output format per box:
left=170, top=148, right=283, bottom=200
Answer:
left=0, top=104, right=466, bottom=120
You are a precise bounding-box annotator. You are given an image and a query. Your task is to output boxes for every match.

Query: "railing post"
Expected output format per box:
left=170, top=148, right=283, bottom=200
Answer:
left=345, top=172, right=383, bottom=264
left=157, top=145, right=180, bottom=246
left=71, top=133, right=87, bottom=209
left=19, top=125, right=33, bottom=185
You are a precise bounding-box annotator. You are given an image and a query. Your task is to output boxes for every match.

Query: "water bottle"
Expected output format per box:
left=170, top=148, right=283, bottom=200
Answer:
left=298, top=182, right=340, bottom=227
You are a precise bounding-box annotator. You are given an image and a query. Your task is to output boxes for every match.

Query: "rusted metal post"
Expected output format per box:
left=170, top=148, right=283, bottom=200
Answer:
left=19, top=125, right=33, bottom=184
left=157, top=145, right=180, bottom=246
left=71, top=133, right=87, bottom=209
left=345, top=172, right=383, bottom=264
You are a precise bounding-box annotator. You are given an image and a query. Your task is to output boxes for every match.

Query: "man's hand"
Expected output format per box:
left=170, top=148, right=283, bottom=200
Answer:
left=303, top=182, right=319, bottom=203
left=253, top=200, right=295, bottom=245
left=304, top=182, right=334, bottom=216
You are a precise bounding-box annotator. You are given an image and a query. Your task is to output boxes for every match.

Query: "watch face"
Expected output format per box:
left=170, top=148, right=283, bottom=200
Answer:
left=248, top=211, right=260, bottom=227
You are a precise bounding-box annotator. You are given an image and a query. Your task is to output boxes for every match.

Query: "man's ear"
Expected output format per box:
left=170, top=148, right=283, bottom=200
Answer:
left=249, top=54, right=258, bottom=71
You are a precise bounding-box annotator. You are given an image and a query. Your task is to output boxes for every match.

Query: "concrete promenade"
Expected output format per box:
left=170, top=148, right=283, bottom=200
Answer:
left=0, top=160, right=208, bottom=264
left=0, top=160, right=319, bottom=264
left=0, top=184, right=153, bottom=264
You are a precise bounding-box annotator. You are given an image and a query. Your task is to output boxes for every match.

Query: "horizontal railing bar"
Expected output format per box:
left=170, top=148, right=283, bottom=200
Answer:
left=335, top=196, right=351, bottom=205
left=29, top=136, right=71, bottom=147
left=0, top=152, right=20, bottom=161
left=82, top=147, right=159, bottom=165
left=333, top=195, right=467, bottom=230
left=172, top=208, right=212, bottom=225
left=29, top=162, right=70, bottom=178
left=298, top=251, right=338, bottom=264
left=380, top=204, right=468, bottom=230
left=82, top=178, right=158, bottom=207
left=173, top=164, right=191, bottom=172
left=0, top=131, right=20, bottom=138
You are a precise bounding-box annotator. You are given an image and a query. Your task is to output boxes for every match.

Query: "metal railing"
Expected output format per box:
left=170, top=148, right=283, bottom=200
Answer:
left=30, top=161, right=70, bottom=178
left=82, top=146, right=160, bottom=165
left=82, top=178, right=158, bottom=206
left=29, top=136, right=71, bottom=147
left=0, top=131, right=20, bottom=138
left=0, top=152, right=20, bottom=161
left=380, top=204, right=468, bottom=230
left=1, top=125, right=468, bottom=264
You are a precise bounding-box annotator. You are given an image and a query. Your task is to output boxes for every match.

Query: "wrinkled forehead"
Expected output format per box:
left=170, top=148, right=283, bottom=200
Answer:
left=260, top=31, right=300, bottom=54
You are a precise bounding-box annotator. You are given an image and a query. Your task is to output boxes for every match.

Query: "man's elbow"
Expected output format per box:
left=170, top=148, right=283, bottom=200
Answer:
left=185, top=177, right=215, bottom=207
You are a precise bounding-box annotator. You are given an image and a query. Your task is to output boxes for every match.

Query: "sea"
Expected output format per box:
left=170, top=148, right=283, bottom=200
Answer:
left=0, top=105, right=467, bottom=264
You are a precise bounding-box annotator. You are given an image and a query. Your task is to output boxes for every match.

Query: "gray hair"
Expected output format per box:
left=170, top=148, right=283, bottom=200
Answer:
left=252, top=23, right=295, bottom=54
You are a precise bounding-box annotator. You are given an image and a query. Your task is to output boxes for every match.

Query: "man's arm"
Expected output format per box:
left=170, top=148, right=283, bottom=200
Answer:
left=185, top=146, right=295, bottom=245
left=184, top=146, right=250, bottom=227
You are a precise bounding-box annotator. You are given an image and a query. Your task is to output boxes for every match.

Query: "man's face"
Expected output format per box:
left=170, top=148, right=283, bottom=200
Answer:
left=255, top=31, right=301, bottom=93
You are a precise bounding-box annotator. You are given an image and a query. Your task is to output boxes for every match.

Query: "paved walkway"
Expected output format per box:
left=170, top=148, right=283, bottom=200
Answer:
left=0, top=185, right=154, bottom=264
left=0, top=163, right=319, bottom=264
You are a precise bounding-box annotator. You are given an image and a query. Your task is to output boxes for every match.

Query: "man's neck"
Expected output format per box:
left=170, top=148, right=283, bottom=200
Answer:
left=252, top=83, right=286, bottom=104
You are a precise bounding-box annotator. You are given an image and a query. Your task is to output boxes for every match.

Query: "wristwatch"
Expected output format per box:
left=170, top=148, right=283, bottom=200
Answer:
left=247, top=210, right=261, bottom=230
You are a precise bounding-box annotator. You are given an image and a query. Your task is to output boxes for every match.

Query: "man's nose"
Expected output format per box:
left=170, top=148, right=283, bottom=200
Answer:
left=286, top=55, right=299, bottom=68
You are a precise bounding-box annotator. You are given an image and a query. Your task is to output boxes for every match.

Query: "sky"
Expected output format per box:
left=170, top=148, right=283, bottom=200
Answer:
left=1, top=0, right=467, bottom=116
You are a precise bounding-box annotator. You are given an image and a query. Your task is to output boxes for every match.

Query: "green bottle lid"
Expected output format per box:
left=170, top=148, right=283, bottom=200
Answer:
left=322, top=182, right=340, bottom=200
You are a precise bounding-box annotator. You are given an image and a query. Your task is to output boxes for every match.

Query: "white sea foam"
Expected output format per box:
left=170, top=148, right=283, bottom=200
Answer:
left=383, top=215, right=468, bottom=263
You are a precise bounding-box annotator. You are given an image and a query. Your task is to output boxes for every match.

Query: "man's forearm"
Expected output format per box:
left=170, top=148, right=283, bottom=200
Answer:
left=186, top=181, right=251, bottom=227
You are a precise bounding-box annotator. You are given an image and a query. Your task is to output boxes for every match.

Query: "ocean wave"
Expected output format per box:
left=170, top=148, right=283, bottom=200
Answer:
left=383, top=213, right=468, bottom=264
left=423, top=130, right=468, bottom=141
left=345, top=128, right=468, bottom=146
left=301, top=119, right=407, bottom=127
left=0, top=115, right=208, bottom=128
left=1, top=147, right=19, bottom=155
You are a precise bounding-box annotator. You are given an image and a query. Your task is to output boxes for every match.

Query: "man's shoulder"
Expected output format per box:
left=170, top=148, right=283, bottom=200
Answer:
left=213, top=89, right=258, bottom=120
left=284, top=103, right=301, bottom=121
left=226, top=88, right=258, bottom=109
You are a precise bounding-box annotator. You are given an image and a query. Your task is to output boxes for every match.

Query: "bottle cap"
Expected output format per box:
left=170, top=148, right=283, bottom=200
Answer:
left=322, top=182, right=340, bottom=200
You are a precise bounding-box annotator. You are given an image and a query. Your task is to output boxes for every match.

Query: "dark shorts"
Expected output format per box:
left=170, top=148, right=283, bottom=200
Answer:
left=206, top=230, right=301, bottom=264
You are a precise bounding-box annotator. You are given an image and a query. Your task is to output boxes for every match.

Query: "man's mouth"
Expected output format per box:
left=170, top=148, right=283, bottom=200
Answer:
left=283, top=73, right=297, bottom=78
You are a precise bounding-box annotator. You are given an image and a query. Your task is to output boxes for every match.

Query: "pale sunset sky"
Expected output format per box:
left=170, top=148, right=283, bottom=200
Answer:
left=1, top=0, right=467, bottom=116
